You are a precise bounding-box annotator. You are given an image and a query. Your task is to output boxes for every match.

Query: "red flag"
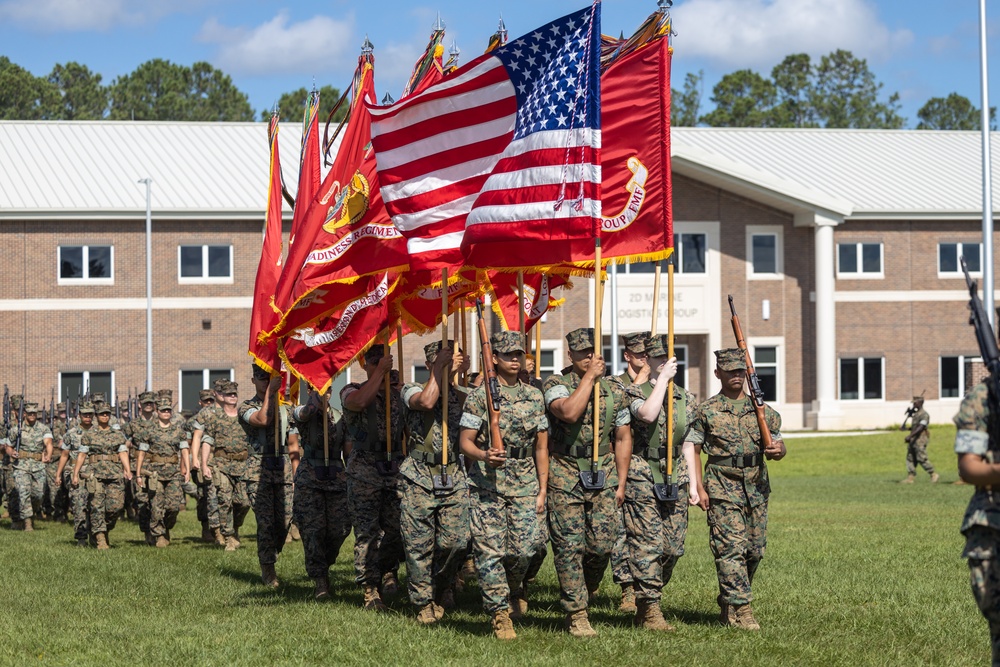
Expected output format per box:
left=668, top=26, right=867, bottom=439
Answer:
left=402, top=25, right=446, bottom=98
left=485, top=272, right=568, bottom=333
left=368, top=5, right=603, bottom=274
left=393, top=269, right=478, bottom=334
left=248, top=115, right=285, bottom=375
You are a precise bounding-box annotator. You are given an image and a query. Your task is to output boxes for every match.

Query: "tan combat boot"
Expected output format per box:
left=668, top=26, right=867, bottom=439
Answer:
left=729, top=603, right=760, bottom=630
left=509, top=589, right=528, bottom=619
left=314, top=576, right=330, bottom=601
left=899, top=474, right=915, bottom=484
left=224, top=536, right=239, bottom=552
left=363, top=585, right=387, bottom=612
left=23, top=518, right=33, bottom=532
left=416, top=603, right=438, bottom=625
left=492, top=608, right=517, bottom=640
left=155, top=535, right=169, bottom=548
left=95, top=532, right=110, bottom=550
left=930, top=472, right=940, bottom=483
left=289, top=523, right=301, bottom=541
left=634, top=598, right=675, bottom=631
left=619, top=583, right=637, bottom=613
left=381, top=570, right=399, bottom=597
left=212, top=528, right=225, bottom=546
left=261, top=563, right=280, bottom=588
left=565, top=610, right=598, bottom=638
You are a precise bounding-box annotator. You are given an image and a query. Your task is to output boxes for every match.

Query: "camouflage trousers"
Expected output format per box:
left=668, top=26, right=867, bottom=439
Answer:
left=294, top=463, right=351, bottom=579
left=214, top=472, right=251, bottom=539
left=192, top=469, right=220, bottom=529
left=87, top=477, right=124, bottom=535
left=611, top=455, right=644, bottom=587
left=906, top=442, right=935, bottom=476
left=398, top=478, right=471, bottom=608
left=524, top=515, right=549, bottom=585
left=66, top=468, right=88, bottom=540
left=249, top=463, right=293, bottom=565
left=469, top=488, right=545, bottom=613
left=347, top=452, right=404, bottom=586
left=547, top=482, right=618, bottom=613
left=146, top=473, right=185, bottom=538
left=11, top=461, right=46, bottom=521
left=44, top=459, right=68, bottom=519
left=708, top=499, right=767, bottom=605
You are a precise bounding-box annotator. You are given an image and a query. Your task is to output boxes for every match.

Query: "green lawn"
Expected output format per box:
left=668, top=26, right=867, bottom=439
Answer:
left=0, top=427, right=985, bottom=666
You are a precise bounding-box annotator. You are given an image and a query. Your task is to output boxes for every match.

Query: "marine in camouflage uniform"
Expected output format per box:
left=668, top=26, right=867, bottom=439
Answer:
left=292, top=391, right=352, bottom=600
left=123, top=392, right=156, bottom=533
left=543, top=327, right=633, bottom=638
left=57, top=403, right=96, bottom=545
left=399, top=340, right=471, bottom=625
left=190, top=382, right=225, bottom=544
left=611, top=330, right=650, bottom=612
left=73, top=404, right=131, bottom=549
left=624, top=334, right=700, bottom=631
left=6, top=402, right=54, bottom=530
left=240, top=365, right=299, bottom=588
left=954, top=382, right=1000, bottom=666
left=459, top=331, right=549, bottom=640
left=135, top=398, right=190, bottom=547
left=201, top=380, right=252, bottom=551
left=44, top=402, right=70, bottom=521
left=1, top=394, right=23, bottom=520
left=342, top=345, right=406, bottom=611
left=687, top=348, right=786, bottom=630
left=902, top=396, right=938, bottom=483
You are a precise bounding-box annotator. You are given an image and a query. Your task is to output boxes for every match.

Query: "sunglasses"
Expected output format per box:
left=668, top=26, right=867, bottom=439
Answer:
left=158, top=408, right=172, bottom=413
left=224, top=392, right=238, bottom=397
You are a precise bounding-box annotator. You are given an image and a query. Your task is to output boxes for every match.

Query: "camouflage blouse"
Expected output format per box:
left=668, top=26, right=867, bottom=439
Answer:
left=138, top=422, right=189, bottom=478
left=202, top=410, right=249, bottom=478
left=953, top=382, right=1000, bottom=558
left=80, top=425, right=128, bottom=478
left=626, top=381, right=698, bottom=485
left=238, top=396, right=296, bottom=457
left=9, top=421, right=52, bottom=454
left=340, top=382, right=405, bottom=454
left=399, top=382, right=468, bottom=492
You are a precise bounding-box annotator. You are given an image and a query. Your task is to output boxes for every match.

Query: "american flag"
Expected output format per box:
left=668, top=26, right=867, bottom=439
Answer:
left=369, top=4, right=602, bottom=273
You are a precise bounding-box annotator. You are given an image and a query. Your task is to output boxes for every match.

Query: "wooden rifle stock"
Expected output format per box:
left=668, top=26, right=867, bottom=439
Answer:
left=475, top=300, right=504, bottom=453
left=727, top=296, right=773, bottom=451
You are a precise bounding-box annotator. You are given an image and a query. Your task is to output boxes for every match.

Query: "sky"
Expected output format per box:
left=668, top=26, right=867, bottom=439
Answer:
left=0, top=0, right=997, bottom=127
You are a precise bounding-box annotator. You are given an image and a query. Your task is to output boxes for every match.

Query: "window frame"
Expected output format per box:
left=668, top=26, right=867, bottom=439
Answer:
left=938, top=241, right=983, bottom=278
left=836, top=241, right=884, bottom=280
left=747, top=337, right=784, bottom=404
left=177, top=244, right=234, bottom=284
left=838, top=356, right=885, bottom=402
left=58, top=370, right=116, bottom=405
left=673, top=232, right=708, bottom=274
left=940, top=354, right=981, bottom=400
left=746, top=225, right=784, bottom=280
left=57, top=244, right=114, bottom=285
left=178, top=368, right=234, bottom=413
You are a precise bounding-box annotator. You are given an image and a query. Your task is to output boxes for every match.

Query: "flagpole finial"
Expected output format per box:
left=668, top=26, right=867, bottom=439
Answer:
left=381, top=92, right=395, bottom=105
left=449, top=41, right=461, bottom=62
left=434, top=12, right=445, bottom=31
left=657, top=0, right=673, bottom=11
left=362, top=35, right=374, bottom=55
left=498, top=15, right=508, bottom=43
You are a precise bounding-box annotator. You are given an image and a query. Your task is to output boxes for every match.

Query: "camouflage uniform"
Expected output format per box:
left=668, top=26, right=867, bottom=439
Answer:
left=62, top=410, right=95, bottom=542
left=79, top=419, right=129, bottom=537
left=398, top=341, right=471, bottom=611
left=8, top=410, right=53, bottom=522
left=954, top=383, right=1000, bottom=665
left=188, top=400, right=221, bottom=531
left=203, top=397, right=251, bottom=540
left=906, top=404, right=936, bottom=477
left=124, top=412, right=155, bottom=532
left=687, top=349, right=782, bottom=609
left=239, top=392, right=296, bottom=567
left=543, top=329, right=631, bottom=615
left=45, top=408, right=69, bottom=520
left=342, top=364, right=406, bottom=590
left=137, top=405, right=189, bottom=541
left=293, top=402, right=351, bottom=580
left=460, top=333, right=548, bottom=614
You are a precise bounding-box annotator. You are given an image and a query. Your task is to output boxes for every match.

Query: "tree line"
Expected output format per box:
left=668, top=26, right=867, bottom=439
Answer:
left=0, top=51, right=993, bottom=129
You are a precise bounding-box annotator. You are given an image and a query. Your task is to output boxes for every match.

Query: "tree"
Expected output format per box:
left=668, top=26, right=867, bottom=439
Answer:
left=261, top=85, right=347, bottom=125
left=46, top=62, right=108, bottom=120
left=108, top=59, right=253, bottom=121
left=0, top=56, right=58, bottom=120
left=700, top=69, right=777, bottom=127
left=810, top=50, right=904, bottom=129
left=670, top=70, right=703, bottom=127
left=770, top=54, right=817, bottom=128
left=916, top=93, right=997, bottom=130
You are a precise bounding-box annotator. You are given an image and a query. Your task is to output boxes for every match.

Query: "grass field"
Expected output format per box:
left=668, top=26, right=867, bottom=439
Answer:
left=0, top=427, right=987, bottom=666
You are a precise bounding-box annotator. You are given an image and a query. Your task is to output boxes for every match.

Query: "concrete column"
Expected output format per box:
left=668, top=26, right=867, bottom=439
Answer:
left=812, top=215, right=842, bottom=429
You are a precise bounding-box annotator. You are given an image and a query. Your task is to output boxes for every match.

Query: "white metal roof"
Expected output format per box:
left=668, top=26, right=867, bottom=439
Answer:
left=672, top=127, right=1000, bottom=219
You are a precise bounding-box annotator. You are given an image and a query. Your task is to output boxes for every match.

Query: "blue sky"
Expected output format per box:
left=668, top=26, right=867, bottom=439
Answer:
left=1, top=0, right=997, bottom=126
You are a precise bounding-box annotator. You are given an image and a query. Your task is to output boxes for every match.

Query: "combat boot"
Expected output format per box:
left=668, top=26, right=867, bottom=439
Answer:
left=10, top=520, right=23, bottom=531
left=212, top=527, right=225, bottom=546
left=416, top=603, right=439, bottom=625
left=289, top=523, right=301, bottom=541
left=144, top=531, right=155, bottom=546
left=155, top=535, right=169, bottom=548
left=899, top=474, right=915, bottom=484
left=634, top=598, right=675, bottom=631
left=509, top=589, right=528, bottom=619
left=75, top=537, right=88, bottom=547
left=95, top=532, right=110, bottom=550
left=492, top=608, right=516, bottom=640
left=201, top=523, right=213, bottom=543
left=23, top=518, right=33, bottom=532
left=930, top=472, right=940, bottom=483
left=261, top=563, right=280, bottom=589
left=314, top=576, right=330, bottom=601
left=565, top=610, right=597, bottom=638
left=224, top=536, right=240, bottom=552
left=619, top=583, right=637, bottom=613
left=729, top=603, right=760, bottom=630
left=363, top=585, right=387, bottom=612
left=381, top=570, right=399, bottom=598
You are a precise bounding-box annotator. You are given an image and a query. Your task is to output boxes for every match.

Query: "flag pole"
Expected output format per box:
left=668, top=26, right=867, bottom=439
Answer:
left=397, top=322, right=407, bottom=455
left=460, top=303, right=469, bottom=386
left=384, top=336, right=392, bottom=462
left=610, top=261, right=620, bottom=375
left=323, top=390, right=329, bottom=467
left=581, top=238, right=606, bottom=490
left=518, top=270, right=526, bottom=350
left=979, top=0, right=995, bottom=327
left=436, top=267, right=453, bottom=492
left=534, top=319, right=542, bottom=381
left=666, top=257, right=675, bottom=481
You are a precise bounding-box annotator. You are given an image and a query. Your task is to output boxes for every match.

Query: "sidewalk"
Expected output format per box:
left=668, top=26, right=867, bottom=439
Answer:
left=783, top=430, right=893, bottom=439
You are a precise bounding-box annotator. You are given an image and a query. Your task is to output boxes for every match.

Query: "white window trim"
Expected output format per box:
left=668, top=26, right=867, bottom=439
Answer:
left=178, top=368, right=234, bottom=410
left=836, top=242, right=884, bottom=280
left=673, top=232, right=708, bottom=275
left=746, top=225, right=784, bottom=281
left=57, top=245, right=115, bottom=286
left=838, top=356, right=886, bottom=402
left=938, top=242, right=983, bottom=279
left=747, top=337, right=784, bottom=405
left=58, top=370, right=116, bottom=401
left=178, top=244, right=234, bottom=284
left=939, top=355, right=982, bottom=400
left=535, top=338, right=564, bottom=377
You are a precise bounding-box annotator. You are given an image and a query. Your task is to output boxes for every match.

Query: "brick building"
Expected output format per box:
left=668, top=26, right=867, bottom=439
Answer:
left=1, top=121, right=998, bottom=428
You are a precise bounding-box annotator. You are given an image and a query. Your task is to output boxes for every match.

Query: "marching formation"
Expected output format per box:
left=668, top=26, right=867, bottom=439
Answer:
left=0, top=327, right=786, bottom=640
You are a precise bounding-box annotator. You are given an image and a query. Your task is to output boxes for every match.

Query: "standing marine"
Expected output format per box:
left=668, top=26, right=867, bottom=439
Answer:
left=201, top=380, right=252, bottom=553
left=135, top=397, right=190, bottom=547
left=5, top=402, right=53, bottom=531
left=56, top=402, right=96, bottom=545
left=72, top=403, right=131, bottom=549
left=901, top=395, right=938, bottom=484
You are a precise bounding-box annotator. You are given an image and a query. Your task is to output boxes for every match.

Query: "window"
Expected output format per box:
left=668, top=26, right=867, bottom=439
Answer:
left=58, top=245, right=113, bottom=284
left=180, top=368, right=233, bottom=413
left=837, top=242, right=883, bottom=278
left=59, top=371, right=114, bottom=407
left=673, top=233, right=707, bottom=273
left=746, top=226, right=783, bottom=279
left=941, top=355, right=981, bottom=398
left=674, top=345, right=688, bottom=389
left=939, top=242, right=982, bottom=276
left=753, top=346, right=778, bottom=402
left=839, top=357, right=884, bottom=400
left=178, top=244, right=232, bottom=282
left=412, top=365, right=430, bottom=384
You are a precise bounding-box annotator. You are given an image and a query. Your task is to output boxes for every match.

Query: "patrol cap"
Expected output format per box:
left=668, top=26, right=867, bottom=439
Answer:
left=423, top=340, right=455, bottom=364
left=92, top=392, right=107, bottom=404
left=95, top=403, right=113, bottom=415
left=491, top=331, right=525, bottom=354
left=198, top=389, right=214, bottom=402
left=714, top=348, right=747, bottom=371
left=212, top=378, right=228, bottom=392
left=645, top=334, right=669, bottom=359
left=56, top=402, right=66, bottom=411
left=364, top=345, right=386, bottom=366
left=156, top=389, right=173, bottom=401
left=220, top=380, right=238, bottom=394
left=79, top=402, right=96, bottom=415
left=138, top=391, right=156, bottom=405
left=252, top=364, right=271, bottom=381
left=155, top=398, right=173, bottom=411
left=622, top=331, right=651, bottom=354
left=23, top=402, right=38, bottom=413
left=912, top=396, right=924, bottom=403
left=566, top=327, right=595, bottom=352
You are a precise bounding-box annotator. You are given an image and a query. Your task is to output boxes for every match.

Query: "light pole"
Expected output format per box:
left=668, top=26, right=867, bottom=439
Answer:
left=979, top=0, right=995, bottom=326
left=138, top=178, right=153, bottom=390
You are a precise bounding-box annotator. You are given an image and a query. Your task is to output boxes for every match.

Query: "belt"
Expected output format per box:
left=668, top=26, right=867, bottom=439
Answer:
left=553, top=443, right=611, bottom=459
left=707, top=454, right=762, bottom=468
left=17, top=451, right=46, bottom=461
left=408, top=450, right=458, bottom=469
left=505, top=446, right=532, bottom=460
left=146, top=454, right=177, bottom=464
left=213, top=450, right=248, bottom=461
left=88, top=454, right=118, bottom=462
left=261, top=455, right=286, bottom=470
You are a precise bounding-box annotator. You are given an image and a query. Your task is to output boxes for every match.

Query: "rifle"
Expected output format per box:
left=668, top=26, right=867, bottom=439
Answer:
left=15, top=384, right=25, bottom=453
left=475, top=299, right=505, bottom=454
left=49, top=388, right=55, bottom=431
left=2, top=386, right=9, bottom=437
left=115, top=393, right=121, bottom=422
left=126, top=388, right=132, bottom=422
left=962, top=256, right=1000, bottom=448
left=727, top=296, right=774, bottom=452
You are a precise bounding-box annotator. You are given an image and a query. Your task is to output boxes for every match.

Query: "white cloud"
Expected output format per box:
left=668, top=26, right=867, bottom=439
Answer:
left=672, top=0, right=913, bottom=69
left=0, top=0, right=209, bottom=31
left=197, top=11, right=356, bottom=76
